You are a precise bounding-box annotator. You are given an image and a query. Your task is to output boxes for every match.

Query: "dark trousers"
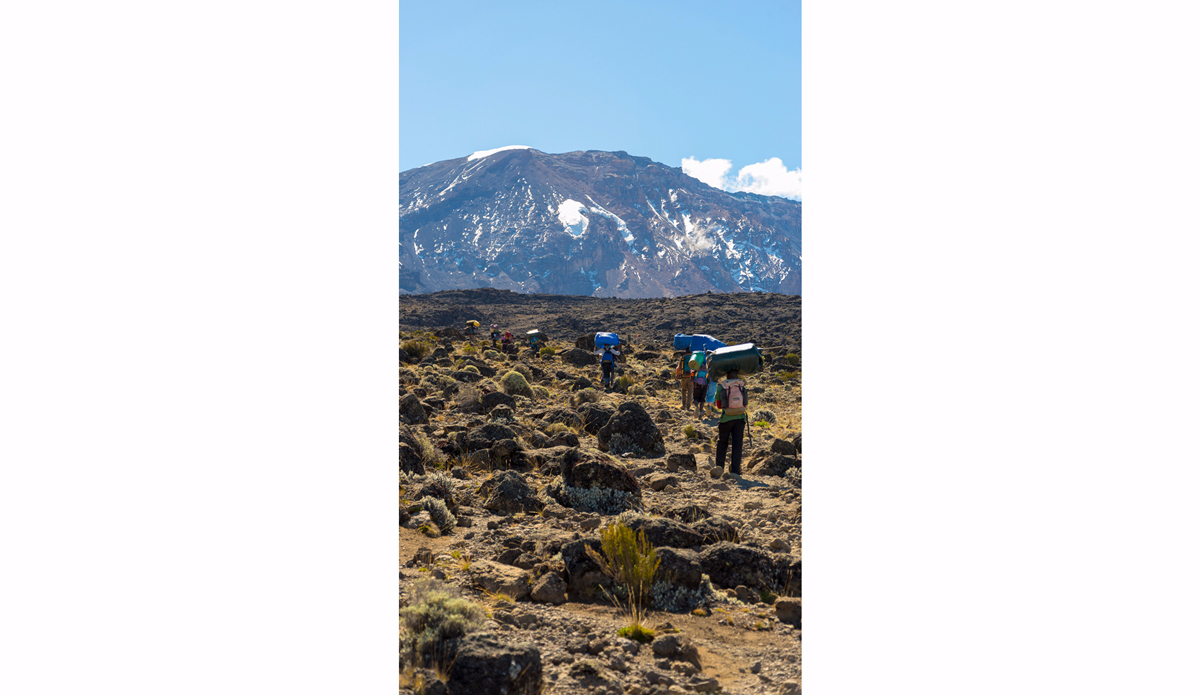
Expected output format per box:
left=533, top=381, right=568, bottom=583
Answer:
left=601, top=361, right=614, bottom=385
left=716, top=418, right=746, bottom=473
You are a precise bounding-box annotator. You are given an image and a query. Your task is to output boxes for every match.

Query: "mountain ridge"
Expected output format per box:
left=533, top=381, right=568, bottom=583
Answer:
left=399, top=148, right=801, bottom=298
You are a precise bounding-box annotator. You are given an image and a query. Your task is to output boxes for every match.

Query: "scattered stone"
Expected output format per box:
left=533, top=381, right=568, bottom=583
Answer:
left=480, top=391, right=516, bottom=413
left=577, top=402, right=616, bottom=434
left=735, top=585, right=761, bottom=604
left=769, top=537, right=791, bottom=552
left=647, top=474, right=679, bottom=491
left=699, top=542, right=776, bottom=589
left=624, top=516, right=702, bottom=549
left=774, top=597, right=802, bottom=626
left=467, top=560, right=533, bottom=600
left=560, top=348, right=596, bottom=367
left=530, top=573, right=568, bottom=604
left=649, top=633, right=700, bottom=665
left=770, top=438, right=797, bottom=456
left=665, top=453, right=697, bottom=471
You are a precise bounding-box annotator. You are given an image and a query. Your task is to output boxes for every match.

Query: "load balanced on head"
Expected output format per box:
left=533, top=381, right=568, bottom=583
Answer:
left=526, top=329, right=542, bottom=352
left=672, top=334, right=726, bottom=413
left=464, top=320, right=480, bottom=339
left=593, top=331, right=621, bottom=389
left=706, top=342, right=764, bottom=476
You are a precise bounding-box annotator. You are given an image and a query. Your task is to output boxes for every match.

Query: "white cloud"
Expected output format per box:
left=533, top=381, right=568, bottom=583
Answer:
left=682, top=156, right=802, bottom=201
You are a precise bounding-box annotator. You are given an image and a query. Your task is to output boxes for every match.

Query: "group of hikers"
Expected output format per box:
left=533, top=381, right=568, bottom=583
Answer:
left=461, top=321, right=758, bottom=475
left=463, top=320, right=541, bottom=354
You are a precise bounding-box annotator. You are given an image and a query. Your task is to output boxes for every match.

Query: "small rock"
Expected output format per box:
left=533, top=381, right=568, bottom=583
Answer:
left=648, top=474, right=680, bottom=491
left=735, top=585, right=760, bottom=604
left=530, top=573, right=568, bottom=604
left=691, top=677, right=721, bottom=692
left=779, top=680, right=801, bottom=695
left=769, top=537, right=791, bottom=552
left=750, top=661, right=762, bottom=674
left=708, top=467, right=723, bottom=479
left=743, top=500, right=764, bottom=511
left=774, top=597, right=802, bottom=626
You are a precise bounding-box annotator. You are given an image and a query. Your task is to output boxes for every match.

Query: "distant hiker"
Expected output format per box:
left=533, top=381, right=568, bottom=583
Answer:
left=595, top=343, right=621, bottom=389
left=674, top=353, right=692, bottom=410
left=714, top=368, right=750, bottom=475
left=527, top=330, right=542, bottom=351
left=465, top=320, right=479, bottom=339
left=691, top=357, right=710, bottom=419
left=490, top=324, right=501, bottom=348
left=501, top=331, right=514, bottom=354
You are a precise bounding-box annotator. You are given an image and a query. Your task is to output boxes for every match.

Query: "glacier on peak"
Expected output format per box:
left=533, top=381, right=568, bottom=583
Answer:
left=467, top=145, right=532, bottom=161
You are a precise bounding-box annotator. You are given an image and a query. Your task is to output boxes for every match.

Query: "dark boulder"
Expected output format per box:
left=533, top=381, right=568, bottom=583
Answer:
left=655, top=547, right=703, bottom=590
left=690, top=516, right=739, bottom=545
left=444, top=633, right=543, bottom=695
left=398, top=429, right=426, bottom=475
left=665, top=453, right=697, bottom=471
left=561, top=538, right=610, bottom=595
left=561, top=448, right=639, bottom=495
left=596, top=402, right=666, bottom=457
left=463, top=422, right=519, bottom=452
left=478, top=470, right=543, bottom=514
left=770, top=438, right=797, bottom=456
left=624, top=516, right=702, bottom=550
left=571, top=376, right=595, bottom=392
left=752, top=453, right=801, bottom=477
left=540, top=407, right=583, bottom=429
left=398, top=392, right=428, bottom=425
left=698, top=542, right=776, bottom=590
left=577, top=402, right=615, bottom=434
left=451, top=370, right=485, bottom=383
left=479, top=391, right=516, bottom=413
left=560, top=348, right=596, bottom=367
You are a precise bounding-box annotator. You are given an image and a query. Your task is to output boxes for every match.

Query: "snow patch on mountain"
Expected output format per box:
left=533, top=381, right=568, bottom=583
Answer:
left=557, top=200, right=589, bottom=238
left=467, top=145, right=532, bottom=161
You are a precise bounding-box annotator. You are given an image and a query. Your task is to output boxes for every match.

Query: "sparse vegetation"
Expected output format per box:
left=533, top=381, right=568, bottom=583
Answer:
left=586, top=522, right=660, bottom=643
left=415, top=433, right=443, bottom=467
left=683, top=425, right=698, bottom=439
left=613, top=374, right=635, bottom=393
left=571, top=388, right=600, bottom=406
left=784, top=352, right=799, bottom=366
left=751, top=409, right=777, bottom=424
left=499, top=370, right=534, bottom=398
left=462, top=364, right=480, bottom=374
left=401, top=339, right=431, bottom=360
left=539, top=346, right=556, bottom=357
left=460, top=343, right=477, bottom=355
left=399, top=578, right=485, bottom=667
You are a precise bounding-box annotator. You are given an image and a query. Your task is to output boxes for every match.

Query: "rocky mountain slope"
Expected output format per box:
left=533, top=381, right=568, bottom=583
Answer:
left=399, top=299, right=801, bottom=694
left=399, top=147, right=801, bottom=298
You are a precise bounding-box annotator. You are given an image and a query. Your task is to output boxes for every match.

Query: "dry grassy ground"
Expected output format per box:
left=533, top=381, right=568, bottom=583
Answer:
left=400, top=294, right=801, bottom=695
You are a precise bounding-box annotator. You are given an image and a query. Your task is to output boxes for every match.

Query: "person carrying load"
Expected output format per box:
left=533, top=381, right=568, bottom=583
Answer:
left=490, top=324, right=501, bottom=348
left=501, top=330, right=514, bottom=354
left=674, top=352, right=693, bottom=410
left=465, top=320, right=480, bottom=339
left=707, top=343, right=764, bottom=475
left=594, top=332, right=621, bottom=389
left=526, top=329, right=542, bottom=352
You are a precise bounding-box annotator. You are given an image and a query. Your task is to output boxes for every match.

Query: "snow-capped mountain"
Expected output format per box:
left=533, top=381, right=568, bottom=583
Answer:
left=399, top=147, right=801, bottom=297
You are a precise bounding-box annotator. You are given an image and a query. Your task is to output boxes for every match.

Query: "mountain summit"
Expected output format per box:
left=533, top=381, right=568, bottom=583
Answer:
left=399, top=148, right=801, bottom=297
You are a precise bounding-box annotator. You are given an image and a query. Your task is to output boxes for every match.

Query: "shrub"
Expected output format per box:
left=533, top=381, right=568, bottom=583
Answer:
left=683, top=425, right=698, bottom=439
left=454, top=385, right=481, bottom=413
left=550, top=483, right=635, bottom=515
left=778, top=370, right=798, bottom=382
left=613, top=375, right=635, bottom=393
left=784, top=353, right=800, bottom=366
left=416, top=433, right=443, bottom=467
left=532, top=385, right=549, bottom=400
left=420, top=496, right=457, bottom=533
left=399, top=579, right=485, bottom=666
left=751, top=409, right=777, bottom=424
left=628, top=385, right=648, bottom=396
left=544, top=422, right=570, bottom=435
left=784, top=467, right=802, bottom=486
left=586, top=523, right=660, bottom=642
left=539, top=346, right=556, bottom=357
left=461, top=343, right=477, bottom=355
left=512, top=362, right=533, bottom=382
left=499, top=370, right=534, bottom=398
left=484, top=350, right=502, bottom=360
left=571, top=388, right=600, bottom=406
left=462, top=365, right=480, bottom=374
left=402, top=340, right=431, bottom=360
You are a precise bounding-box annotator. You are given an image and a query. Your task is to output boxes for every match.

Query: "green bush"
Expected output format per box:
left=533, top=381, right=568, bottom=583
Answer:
left=544, top=422, right=570, bottom=435
left=586, top=523, right=660, bottom=642
left=461, top=344, right=477, bottom=355
left=499, top=370, right=534, bottom=398
left=532, top=385, right=549, bottom=400
left=539, top=346, right=556, bottom=357
left=402, top=340, right=431, bottom=360
left=784, top=353, right=800, bottom=366
left=683, top=425, right=698, bottom=439
left=416, top=433, right=443, bottom=466
left=399, top=579, right=485, bottom=666
left=778, top=370, right=798, bottom=382
left=462, top=365, right=480, bottom=374
left=512, top=363, right=533, bottom=382
left=484, top=350, right=502, bottom=360
left=613, top=375, right=635, bottom=393
left=628, top=385, right=648, bottom=396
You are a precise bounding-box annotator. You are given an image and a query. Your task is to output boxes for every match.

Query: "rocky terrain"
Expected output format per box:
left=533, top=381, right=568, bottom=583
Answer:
left=399, top=289, right=801, bottom=368
left=399, top=148, right=801, bottom=297
left=399, top=293, right=801, bottom=695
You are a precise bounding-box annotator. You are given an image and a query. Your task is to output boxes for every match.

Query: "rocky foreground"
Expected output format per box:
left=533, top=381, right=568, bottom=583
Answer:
left=400, top=320, right=801, bottom=694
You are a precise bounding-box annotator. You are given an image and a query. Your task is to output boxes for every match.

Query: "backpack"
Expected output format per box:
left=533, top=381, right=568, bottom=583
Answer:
left=722, top=379, right=747, bottom=415
left=694, top=371, right=707, bottom=387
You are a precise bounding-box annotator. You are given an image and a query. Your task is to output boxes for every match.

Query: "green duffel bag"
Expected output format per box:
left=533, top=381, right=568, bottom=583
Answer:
left=706, top=343, right=764, bottom=377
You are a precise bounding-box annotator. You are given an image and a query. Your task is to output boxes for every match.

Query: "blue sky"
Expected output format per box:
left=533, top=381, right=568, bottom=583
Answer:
left=400, top=0, right=801, bottom=198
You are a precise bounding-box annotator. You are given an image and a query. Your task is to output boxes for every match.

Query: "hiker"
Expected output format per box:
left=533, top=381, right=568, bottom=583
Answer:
left=464, top=320, right=479, bottom=339
left=501, top=331, right=514, bottom=354
left=714, top=368, right=750, bottom=475
left=595, top=342, right=621, bottom=389
left=691, top=356, right=710, bottom=419
left=674, top=353, right=692, bottom=410
left=490, top=324, right=501, bottom=348
left=527, top=331, right=541, bottom=351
